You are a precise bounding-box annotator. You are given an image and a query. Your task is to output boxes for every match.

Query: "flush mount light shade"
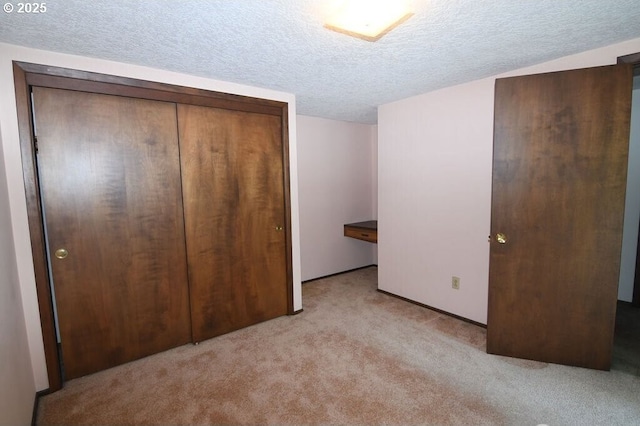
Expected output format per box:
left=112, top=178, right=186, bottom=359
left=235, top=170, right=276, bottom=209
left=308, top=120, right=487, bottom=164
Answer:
left=324, top=0, right=413, bottom=42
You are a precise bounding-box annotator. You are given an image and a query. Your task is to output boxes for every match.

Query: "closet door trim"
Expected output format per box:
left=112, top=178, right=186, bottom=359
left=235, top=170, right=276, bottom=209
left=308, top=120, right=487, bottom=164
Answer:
left=19, top=62, right=286, bottom=116
left=12, top=61, right=294, bottom=392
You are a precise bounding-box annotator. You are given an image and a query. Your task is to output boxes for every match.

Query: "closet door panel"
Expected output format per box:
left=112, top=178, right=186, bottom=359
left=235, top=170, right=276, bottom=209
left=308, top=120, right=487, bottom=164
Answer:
left=178, top=104, right=288, bottom=341
left=34, top=87, right=191, bottom=379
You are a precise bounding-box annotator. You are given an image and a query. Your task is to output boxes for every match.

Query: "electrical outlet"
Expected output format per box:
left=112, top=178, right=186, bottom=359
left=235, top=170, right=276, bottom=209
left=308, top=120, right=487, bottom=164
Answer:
left=452, top=276, right=460, bottom=290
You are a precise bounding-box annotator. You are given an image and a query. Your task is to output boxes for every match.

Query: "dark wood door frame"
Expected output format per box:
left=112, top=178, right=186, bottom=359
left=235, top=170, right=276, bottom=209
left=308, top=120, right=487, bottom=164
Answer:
left=618, top=52, right=640, bottom=307
left=12, top=61, right=295, bottom=392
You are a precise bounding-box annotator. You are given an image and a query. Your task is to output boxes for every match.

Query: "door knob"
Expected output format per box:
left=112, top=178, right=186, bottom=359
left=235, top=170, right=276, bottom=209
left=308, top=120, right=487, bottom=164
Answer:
left=54, top=248, right=69, bottom=259
left=275, top=226, right=283, bottom=231
left=496, top=233, right=507, bottom=244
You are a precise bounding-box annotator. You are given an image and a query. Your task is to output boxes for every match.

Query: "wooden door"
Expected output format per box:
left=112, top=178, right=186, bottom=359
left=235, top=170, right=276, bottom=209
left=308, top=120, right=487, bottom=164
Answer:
left=178, top=104, right=288, bottom=342
left=487, top=65, right=633, bottom=370
left=33, top=87, right=191, bottom=379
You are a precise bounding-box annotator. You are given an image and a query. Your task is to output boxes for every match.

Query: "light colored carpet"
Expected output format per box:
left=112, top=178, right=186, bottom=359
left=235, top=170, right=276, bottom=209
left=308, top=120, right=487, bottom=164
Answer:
left=37, top=266, right=640, bottom=425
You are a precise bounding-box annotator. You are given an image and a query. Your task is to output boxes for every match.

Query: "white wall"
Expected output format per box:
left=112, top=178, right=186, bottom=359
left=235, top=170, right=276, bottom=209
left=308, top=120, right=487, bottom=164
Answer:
left=0, top=125, right=36, bottom=425
left=378, top=38, right=640, bottom=324
left=619, top=81, right=640, bottom=302
left=0, top=42, right=301, bottom=391
left=297, top=116, right=376, bottom=281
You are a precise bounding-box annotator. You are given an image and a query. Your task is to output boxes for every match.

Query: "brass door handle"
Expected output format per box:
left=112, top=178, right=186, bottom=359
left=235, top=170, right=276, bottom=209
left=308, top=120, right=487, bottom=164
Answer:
left=54, top=248, right=69, bottom=259
left=275, top=226, right=283, bottom=231
left=496, top=233, right=507, bottom=244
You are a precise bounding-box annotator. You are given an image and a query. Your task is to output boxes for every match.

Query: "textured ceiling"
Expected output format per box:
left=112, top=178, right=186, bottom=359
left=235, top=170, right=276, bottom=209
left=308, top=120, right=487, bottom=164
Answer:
left=1, top=0, right=640, bottom=124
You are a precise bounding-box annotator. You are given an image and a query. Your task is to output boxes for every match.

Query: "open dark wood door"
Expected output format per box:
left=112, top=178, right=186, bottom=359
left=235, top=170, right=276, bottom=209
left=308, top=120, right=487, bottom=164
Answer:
left=487, top=65, right=633, bottom=370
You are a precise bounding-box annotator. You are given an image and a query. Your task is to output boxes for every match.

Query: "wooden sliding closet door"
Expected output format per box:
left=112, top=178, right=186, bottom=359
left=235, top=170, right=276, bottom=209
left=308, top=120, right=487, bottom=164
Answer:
left=34, top=87, right=191, bottom=379
left=178, top=105, right=288, bottom=341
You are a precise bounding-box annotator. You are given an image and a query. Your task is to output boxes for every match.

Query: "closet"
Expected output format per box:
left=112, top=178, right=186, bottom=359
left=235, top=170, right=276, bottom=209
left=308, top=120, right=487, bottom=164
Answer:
left=15, top=62, right=293, bottom=389
left=35, top=88, right=192, bottom=379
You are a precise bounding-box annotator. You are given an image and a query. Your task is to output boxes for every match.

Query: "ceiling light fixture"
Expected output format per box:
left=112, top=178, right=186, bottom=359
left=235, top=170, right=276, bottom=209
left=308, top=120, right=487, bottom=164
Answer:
left=324, top=0, right=413, bottom=42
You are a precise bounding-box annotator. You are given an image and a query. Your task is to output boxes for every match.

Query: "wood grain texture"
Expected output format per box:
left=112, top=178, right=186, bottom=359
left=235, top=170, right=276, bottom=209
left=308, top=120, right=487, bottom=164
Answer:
left=279, top=110, right=295, bottom=314
left=15, top=62, right=292, bottom=386
left=344, top=227, right=377, bottom=243
left=33, top=88, right=191, bottom=379
left=20, top=62, right=284, bottom=117
left=487, top=65, right=633, bottom=370
left=178, top=104, right=288, bottom=342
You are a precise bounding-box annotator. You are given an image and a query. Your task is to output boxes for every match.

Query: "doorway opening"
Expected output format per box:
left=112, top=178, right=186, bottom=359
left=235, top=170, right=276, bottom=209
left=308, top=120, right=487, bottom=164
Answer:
left=613, top=54, right=640, bottom=375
